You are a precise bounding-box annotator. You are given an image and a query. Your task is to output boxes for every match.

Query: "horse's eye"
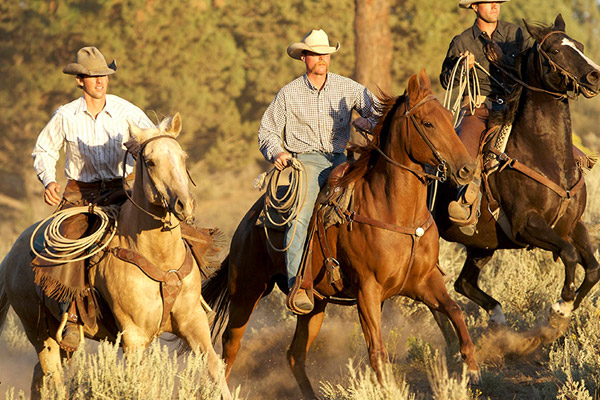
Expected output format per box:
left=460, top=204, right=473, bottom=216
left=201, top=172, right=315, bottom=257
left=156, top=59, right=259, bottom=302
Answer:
left=423, top=121, right=434, bottom=128
left=145, top=159, right=155, bottom=167
left=552, top=49, right=560, bottom=55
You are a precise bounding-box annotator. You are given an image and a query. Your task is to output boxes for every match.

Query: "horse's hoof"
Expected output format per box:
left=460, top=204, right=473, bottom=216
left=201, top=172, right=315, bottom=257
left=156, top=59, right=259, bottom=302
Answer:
left=550, top=300, right=574, bottom=319
left=467, top=368, right=481, bottom=385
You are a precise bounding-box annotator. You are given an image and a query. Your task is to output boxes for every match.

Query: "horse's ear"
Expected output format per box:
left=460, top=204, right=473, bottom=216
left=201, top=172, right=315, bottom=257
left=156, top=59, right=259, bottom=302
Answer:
left=407, top=73, right=420, bottom=104
left=166, top=112, right=182, bottom=137
left=523, top=19, right=542, bottom=42
left=128, top=120, right=143, bottom=141
left=417, top=69, right=431, bottom=91
left=554, top=14, right=566, bottom=32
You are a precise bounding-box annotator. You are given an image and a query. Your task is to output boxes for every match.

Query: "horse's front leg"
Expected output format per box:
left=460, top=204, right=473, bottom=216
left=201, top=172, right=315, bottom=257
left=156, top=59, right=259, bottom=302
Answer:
left=356, top=280, right=387, bottom=383
left=421, top=269, right=479, bottom=378
left=287, top=299, right=327, bottom=400
left=517, top=211, right=580, bottom=317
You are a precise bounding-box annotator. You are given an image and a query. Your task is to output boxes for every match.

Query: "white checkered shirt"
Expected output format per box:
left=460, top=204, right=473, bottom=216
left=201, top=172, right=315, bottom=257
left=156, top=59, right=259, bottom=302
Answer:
left=32, top=94, right=154, bottom=187
left=258, top=72, right=378, bottom=162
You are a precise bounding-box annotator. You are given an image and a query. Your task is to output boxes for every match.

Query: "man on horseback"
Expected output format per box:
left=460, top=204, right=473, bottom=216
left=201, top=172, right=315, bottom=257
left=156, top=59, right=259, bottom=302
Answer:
left=258, top=29, right=378, bottom=313
left=31, top=46, right=154, bottom=351
left=440, top=0, right=530, bottom=235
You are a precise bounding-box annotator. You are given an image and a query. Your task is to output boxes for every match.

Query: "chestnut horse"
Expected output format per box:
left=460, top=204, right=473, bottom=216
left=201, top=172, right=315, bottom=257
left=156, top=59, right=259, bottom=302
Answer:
left=0, top=114, right=232, bottom=399
left=433, top=15, right=600, bottom=325
left=204, top=71, right=478, bottom=398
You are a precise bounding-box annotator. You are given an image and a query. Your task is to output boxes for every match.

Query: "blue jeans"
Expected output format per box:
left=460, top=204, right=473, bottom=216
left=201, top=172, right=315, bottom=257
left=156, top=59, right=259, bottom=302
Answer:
left=285, top=152, right=346, bottom=288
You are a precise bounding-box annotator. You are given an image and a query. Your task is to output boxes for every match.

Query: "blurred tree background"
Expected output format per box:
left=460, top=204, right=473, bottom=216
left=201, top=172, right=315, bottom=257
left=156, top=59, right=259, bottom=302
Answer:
left=0, top=0, right=599, bottom=238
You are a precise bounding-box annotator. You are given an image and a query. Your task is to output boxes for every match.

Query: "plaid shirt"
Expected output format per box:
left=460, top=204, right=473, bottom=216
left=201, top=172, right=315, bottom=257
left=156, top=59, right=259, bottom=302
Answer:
left=32, top=95, right=153, bottom=187
left=258, top=72, right=378, bottom=162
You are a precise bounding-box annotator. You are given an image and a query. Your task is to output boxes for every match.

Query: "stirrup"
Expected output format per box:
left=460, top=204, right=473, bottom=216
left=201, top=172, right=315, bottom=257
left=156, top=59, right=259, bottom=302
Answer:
left=56, top=312, right=84, bottom=352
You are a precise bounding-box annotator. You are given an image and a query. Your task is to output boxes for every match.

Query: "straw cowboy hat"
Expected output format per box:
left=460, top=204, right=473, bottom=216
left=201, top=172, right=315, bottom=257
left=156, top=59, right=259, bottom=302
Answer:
left=63, top=46, right=117, bottom=76
left=459, top=0, right=510, bottom=8
left=287, top=29, right=340, bottom=60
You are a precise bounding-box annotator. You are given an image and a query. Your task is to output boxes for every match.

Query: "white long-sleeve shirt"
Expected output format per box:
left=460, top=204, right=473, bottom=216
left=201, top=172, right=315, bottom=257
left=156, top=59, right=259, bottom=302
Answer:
left=32, top=94, right=153, bottom=187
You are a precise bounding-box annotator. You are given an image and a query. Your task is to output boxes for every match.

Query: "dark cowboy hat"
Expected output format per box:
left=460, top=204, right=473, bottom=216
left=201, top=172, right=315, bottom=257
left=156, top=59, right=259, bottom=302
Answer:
left=63, top=46, right=117, bottom=76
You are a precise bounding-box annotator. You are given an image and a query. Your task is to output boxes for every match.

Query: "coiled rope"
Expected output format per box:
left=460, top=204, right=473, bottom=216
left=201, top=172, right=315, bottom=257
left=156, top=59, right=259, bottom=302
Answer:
left=443, top=55, right=504, bottom=127
left=30, top=205, right=119, bottom=263
left=254, top=158, right=307, bottom=252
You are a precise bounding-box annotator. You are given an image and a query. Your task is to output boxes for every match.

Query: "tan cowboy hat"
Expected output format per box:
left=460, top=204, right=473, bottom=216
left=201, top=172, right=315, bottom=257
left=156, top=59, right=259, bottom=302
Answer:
left=287, top=29, right=340, bottom=60
left=63, top=46, right=117, bottom=76
left=459, top=0, right=510, bottom=8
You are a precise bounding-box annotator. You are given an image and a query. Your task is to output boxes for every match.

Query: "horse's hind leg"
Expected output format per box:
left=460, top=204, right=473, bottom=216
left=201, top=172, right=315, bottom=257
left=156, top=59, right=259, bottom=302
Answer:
left=454, top=248, right=504, bottom=323
left=421, top=269, right=479, bottom=376
left=287, top=300, right=327, bottom=400
left=569, top=220, right=600, bottom=310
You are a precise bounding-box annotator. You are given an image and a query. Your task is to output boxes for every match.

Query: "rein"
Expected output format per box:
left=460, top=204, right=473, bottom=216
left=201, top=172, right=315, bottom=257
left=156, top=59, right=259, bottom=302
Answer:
left=122, top=134, right=192, bottom=229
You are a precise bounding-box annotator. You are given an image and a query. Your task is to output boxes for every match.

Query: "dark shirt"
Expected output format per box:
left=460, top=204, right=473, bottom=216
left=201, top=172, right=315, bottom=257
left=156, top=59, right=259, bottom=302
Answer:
left=440, top=20, right=530, bottom=98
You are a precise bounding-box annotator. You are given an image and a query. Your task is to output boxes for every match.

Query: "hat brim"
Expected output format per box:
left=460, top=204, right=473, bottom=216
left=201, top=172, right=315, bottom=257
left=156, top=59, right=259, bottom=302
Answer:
left=459, top=0, right=509, bottom=8
left=287, top=42, right=340, bottom=60
left=63, top=60, right=117, bottom=76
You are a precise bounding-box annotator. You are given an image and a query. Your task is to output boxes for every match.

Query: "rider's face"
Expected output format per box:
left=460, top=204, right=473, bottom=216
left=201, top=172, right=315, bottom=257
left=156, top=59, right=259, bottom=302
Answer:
left=76, top=75, right=109, bottom=100
left=302, top=52, right=330, bottom=76
left=472, top=2, right=501, bottom=24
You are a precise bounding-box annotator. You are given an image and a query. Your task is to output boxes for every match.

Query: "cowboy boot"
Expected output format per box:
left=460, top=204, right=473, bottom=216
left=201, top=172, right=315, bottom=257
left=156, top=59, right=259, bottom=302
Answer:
left=448, top=177, right=482, bottom=236
left=57, top=301, right=83, bottom=351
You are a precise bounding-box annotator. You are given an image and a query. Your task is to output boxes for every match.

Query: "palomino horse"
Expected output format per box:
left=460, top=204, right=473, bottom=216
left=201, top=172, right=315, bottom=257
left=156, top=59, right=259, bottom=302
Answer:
left=204, top=71, right=478, bottom=398
left=433, top=15, right=600, bottom=326
left=0, top=114, right=232, bottom=400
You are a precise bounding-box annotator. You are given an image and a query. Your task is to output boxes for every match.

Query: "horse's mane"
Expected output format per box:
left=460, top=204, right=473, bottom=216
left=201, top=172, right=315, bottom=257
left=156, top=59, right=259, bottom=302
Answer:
left=332, top=94, right=405, bottom=188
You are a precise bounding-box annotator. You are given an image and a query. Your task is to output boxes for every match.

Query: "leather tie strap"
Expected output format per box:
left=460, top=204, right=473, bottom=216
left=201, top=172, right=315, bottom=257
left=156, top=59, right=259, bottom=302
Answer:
left=110, top=243, right=194, bottom=332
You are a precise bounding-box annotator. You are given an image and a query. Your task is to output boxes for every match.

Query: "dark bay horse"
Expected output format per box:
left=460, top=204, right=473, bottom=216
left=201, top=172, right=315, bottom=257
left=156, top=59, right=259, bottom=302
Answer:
left=433, top=15, right=600, bottom=326
left=0, top=114, right=232, bottom=399
left=204, top=70, right=478, bottom=398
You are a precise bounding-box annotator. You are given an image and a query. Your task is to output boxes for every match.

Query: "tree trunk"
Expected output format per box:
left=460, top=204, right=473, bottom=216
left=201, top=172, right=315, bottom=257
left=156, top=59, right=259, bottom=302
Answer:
left=354, top=0, right=392, bottom=94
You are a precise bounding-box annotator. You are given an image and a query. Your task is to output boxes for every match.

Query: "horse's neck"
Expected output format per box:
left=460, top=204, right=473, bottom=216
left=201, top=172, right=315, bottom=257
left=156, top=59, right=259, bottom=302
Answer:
left=117, top=194, right=186, bottom=268
left=510, top=52, right=578, bottom=182
left=358, top=152, right=429, bottom=224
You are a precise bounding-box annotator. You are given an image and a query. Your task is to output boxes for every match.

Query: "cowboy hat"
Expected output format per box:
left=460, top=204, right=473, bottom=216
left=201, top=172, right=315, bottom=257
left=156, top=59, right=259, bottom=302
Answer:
left=459, top=0, right=510, bottom=8
left=63, top=46, right=117, bottom=76
left=287, top=29, right=340, bottom=60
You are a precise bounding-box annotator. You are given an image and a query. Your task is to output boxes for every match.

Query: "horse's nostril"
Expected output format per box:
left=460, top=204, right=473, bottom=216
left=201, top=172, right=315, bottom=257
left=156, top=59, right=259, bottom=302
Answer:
left=458, top=165, right=472, bottom=180
left=587, top=70, right=600, bottom=85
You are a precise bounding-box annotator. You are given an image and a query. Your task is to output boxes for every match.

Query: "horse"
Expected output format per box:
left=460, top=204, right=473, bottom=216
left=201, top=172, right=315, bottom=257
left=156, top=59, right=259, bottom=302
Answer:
left=0, top=114, right=232, bottom=400
left=432, top=14, right=600, bottom=327
left=203, top=70, right=478, bottom=399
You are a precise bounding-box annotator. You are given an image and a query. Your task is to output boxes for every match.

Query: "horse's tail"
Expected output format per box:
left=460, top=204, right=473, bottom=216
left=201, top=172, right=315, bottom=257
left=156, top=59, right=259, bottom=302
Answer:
left=0, top=256, right=10, bottom=333
left=202, top=255, right=230, bottom=345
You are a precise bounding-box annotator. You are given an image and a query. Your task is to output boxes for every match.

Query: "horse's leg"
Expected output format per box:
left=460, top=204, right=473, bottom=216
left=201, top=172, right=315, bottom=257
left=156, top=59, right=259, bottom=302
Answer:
left=569, top=220, right=600, bottom=310
left=174, top=307, right=233, bottom=400
left=517, top=212, right=580, bottom=317
left=286, top=300, right=327, bottom=399
left=222, top=279, right=268, bottom=380
left=356, top=281, right=387, bottom=382
left=31, top=337, right=63, bottom=399
left=421, top=269, right=479, bottom=375
left=454, top=248, right=504, bottom=323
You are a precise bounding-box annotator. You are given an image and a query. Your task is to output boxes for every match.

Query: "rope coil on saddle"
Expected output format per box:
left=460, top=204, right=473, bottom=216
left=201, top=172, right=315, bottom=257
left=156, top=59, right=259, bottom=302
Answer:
left=254, top=158, right=308, bottom=252
left=30, top=205, right=119, bottom=263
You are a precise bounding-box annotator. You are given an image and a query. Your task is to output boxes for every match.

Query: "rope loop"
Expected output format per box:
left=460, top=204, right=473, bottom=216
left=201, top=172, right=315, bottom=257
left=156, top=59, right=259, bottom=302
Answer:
left=30, top=205, right=119, bottom=263
left=256, top=158, right=308, bottom=252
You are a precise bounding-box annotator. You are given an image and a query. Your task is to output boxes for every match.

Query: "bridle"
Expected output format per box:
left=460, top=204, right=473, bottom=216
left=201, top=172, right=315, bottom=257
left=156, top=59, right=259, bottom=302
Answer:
left=372, top=94, right=448, bottom=182
left=122, top=135, right=195, bottom=229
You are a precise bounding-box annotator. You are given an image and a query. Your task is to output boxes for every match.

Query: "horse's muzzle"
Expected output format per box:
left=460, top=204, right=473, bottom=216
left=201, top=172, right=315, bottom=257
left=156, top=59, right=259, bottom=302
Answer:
left=172, top=196, right=196, bottom=222
left=456, top=162, right=476, bottom=186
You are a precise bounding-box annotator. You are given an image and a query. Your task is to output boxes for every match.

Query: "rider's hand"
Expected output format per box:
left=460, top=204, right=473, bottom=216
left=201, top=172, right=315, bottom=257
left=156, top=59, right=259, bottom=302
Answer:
left=44, top=182, right=61, bottom=206
left=461, top=51, right=475, bottom=70
left=273, top=152, right=292, bottom=171
left=352, top=117, right=373, bottom=132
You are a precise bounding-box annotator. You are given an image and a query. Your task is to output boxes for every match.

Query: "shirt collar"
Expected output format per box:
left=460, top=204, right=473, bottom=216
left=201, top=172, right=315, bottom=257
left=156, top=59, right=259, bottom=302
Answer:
left=471, top=20, right=507, bottom=41
left=302, top=73, right=330, bottom=92
left=74, top=95, right=113, bottom=118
